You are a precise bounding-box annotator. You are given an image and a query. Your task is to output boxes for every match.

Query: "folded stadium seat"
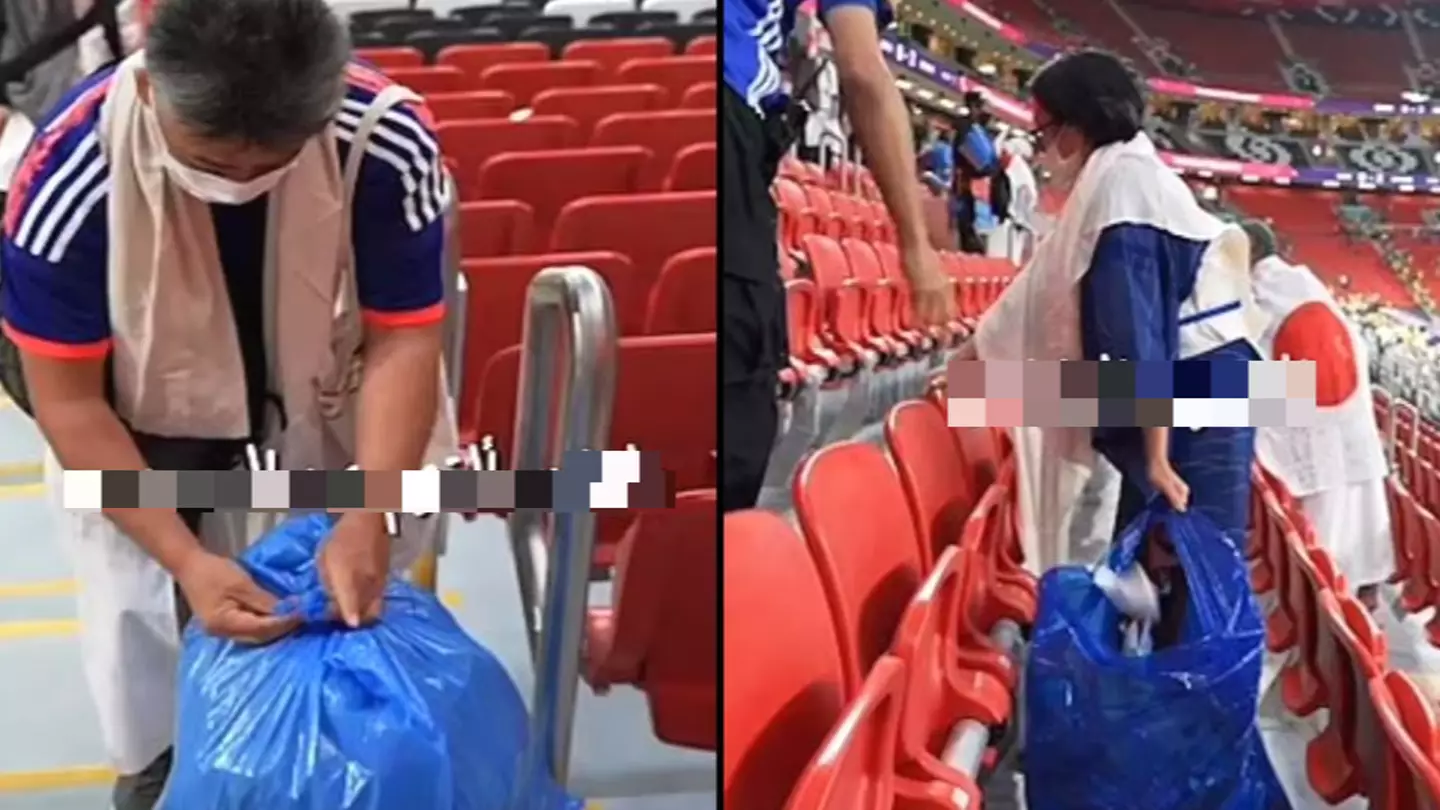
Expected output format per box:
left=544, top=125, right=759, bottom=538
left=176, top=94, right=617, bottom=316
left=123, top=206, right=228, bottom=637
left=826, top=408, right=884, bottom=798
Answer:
left=583, top=489, right=717, bottom=750
left=591, top=9, right=681, bottom=31
left=792, top=440, right=928, bottom=694
left=722, top=509, right=853, bottom=810
left=1251, top=486, right=1288, bottom=595
left=800, top=234, right=871, bottom=374
left=454, top=250, right=635, bottom=441
left=644, top=247, right=716, bottom=334
left=479, top=145, right=652, bottom=248
left=773, top=177, right=816, bottom=252
left=1309, top=584, right=1388, bottom=803
left=829, top=193, right=874, bottom=242
left=1278, top=520, right=1343, bottom=719
left=883, top=401, right=985, bottom=568
left=614, top=55, right=714, bottom=107
left=550, top=190, right=716, bottom=333
left=664, top=142, right=715, bottom=191
left=436, top=41, right=551, bottom=83
left=532, top=83, right=669, bottom=140
left=800, top=184, right=845, bottom=239
left=923, top=382, right=1002, bottom=496
left=797, top=160, right=827, bottom=188
left=425, top=89, right=515, bottom=121
left=778, top=155, right=804, bottom=181
left=1263, top=494, right=1302, bottom=652
left=1416, top=507, right=1440, bottom=646
left=475, top=334, right=716, bottom=566
left=478, top=60, right=601, bottom=106
left=1389, top=483, right=1432, bottom=614
left=680, top=81, right=715, bottom=108
left=381, top=63, right=471, bottom=94
left=887, top=547, right=1000, bottom=806
left=1372, top=670, right=1440, bottom=809
left=783, top=657, right=908, bottom=810
left=684, top=34, right=715, bottom=55
left=458, top=199, right=535, bottom=257
left=355, top=46, right=424, bottom=68
left=439, top=116, right=582, bottom=200
left=637, top=0, right=712, bottom=23
left=838, top=238, right=907, bottom=361
left=1318, top=588, right=1392, bottom=805
left=562, top=36, right=675, bottom=79
left=591, top=108, right=716, bottom=190
left=783, top=277, right=832, bottom=389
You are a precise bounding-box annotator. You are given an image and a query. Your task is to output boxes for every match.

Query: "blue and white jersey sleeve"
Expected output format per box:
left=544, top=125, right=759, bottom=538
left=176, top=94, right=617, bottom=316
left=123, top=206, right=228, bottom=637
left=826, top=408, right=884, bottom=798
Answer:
left=335, top=68, right=448, bottom=330
left=1080, top=223, right=1207, bottom=364
left=0, top=69, right=115, bottom=360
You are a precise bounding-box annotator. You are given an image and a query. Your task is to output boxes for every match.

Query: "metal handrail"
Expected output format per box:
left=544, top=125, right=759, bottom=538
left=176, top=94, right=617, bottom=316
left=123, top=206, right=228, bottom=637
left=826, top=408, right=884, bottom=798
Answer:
left=508, top=267, right=618, bottom=794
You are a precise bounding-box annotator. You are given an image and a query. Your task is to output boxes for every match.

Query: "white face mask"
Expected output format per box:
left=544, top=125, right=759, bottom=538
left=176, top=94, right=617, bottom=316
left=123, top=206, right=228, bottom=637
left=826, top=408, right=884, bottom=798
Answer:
left=162, top=153, right=293, bottom=205
left=1036, top=141, right=1085, bottom=194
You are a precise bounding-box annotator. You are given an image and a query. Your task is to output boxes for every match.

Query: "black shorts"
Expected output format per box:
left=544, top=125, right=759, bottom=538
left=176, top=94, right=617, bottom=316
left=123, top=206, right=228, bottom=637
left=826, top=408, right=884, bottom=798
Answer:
left=720, top=86, right=788, bottom=512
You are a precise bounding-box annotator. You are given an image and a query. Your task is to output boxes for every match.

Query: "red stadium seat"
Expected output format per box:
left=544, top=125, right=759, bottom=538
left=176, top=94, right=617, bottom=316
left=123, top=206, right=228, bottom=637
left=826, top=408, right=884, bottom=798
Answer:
left=645, top=247, right=716, bottom=335
left=784, top=657, right=907, bottom=810
left=793, top=440, right=926, bottom=693
left=615, top=56, right=715, bottom=106
left=356, top=47, right=423, bottom=69
left=437, top=42, right=551, bottom=82
left=1373, top=670, right=1440, bottom=810
left=479, top=146, right=653, bottom=248
left=839, top=237, right=905, bottom=359
left=532, top=83, right=669, bottom=140
left=457, top=199, right=534, bottom=258
left=550, top=190, right=716, bottom=333
left=562, top=36, right=675, bottom=79
left=774, top=177, right=816, bottom=252
left=684, top=35, right=716, bottom=56
left=1322, top=589, right=1392, bottom=807
left=1309, top=587, right=1388, bottom=803
left=425, top=90, right=515, bottom=122
left=664, top=142, right=716, bottom=191
left=884, top=401, right=984, bottom=568
left=438, top=116, right=582, bottom=201
left=680, top=82, right=716, bottom=109
left=479, top=60, right=602, bottom=106
left=456, top=251, right=637, bottom=443
left=888, top=546, right=993, bottom=806
left=1277, top=517, right=1341, bottom=719
left=384, top=65, right=468, bottom=95
left=723, top=510, right=849, bottom=810
left=474, top=335, right=716, bottom=565
left=801, top=233, right=870, bottom=372
left=584, top=489, right=717, bottom=750
left=591, top=108, right=716, bottom=189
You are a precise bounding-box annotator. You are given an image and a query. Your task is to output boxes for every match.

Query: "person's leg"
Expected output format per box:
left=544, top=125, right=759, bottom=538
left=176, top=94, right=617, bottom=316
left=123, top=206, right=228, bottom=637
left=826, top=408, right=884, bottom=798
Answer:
left=720, top=86, right=787, bottom=512
left=110, top=509, right=204, bottom=810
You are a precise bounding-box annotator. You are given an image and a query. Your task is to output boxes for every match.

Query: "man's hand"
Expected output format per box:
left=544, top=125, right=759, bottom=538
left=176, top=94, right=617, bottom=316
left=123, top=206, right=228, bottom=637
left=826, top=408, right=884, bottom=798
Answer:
left=174, top=550, right=299, bottom=644
left=319, top=513, right=392, bottom=628
left=903, top=242, right=956, bottom=326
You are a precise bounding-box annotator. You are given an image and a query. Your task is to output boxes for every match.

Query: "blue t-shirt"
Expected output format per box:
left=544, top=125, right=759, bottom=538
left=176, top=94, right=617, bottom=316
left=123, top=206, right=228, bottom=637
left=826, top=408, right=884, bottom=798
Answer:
left=1, top=61, right=447, bottom=364
left=723, top=0, right=892, bottom=113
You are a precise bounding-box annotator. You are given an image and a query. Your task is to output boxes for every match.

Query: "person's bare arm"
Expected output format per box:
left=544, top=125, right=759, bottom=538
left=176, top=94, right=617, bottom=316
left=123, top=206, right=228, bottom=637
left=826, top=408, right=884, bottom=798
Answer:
left=1144, top=426, right=1189, bottom=511
left=825, top=6, right=926, bottom=251
left=23, top=353, right=201, bottom=574
left=355, top=322, right=442, bottom=471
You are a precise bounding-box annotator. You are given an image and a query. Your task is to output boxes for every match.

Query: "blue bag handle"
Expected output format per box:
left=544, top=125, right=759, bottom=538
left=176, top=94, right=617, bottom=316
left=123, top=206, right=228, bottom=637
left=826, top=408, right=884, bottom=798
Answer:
left=1106, top=498, right=1241, bottom=635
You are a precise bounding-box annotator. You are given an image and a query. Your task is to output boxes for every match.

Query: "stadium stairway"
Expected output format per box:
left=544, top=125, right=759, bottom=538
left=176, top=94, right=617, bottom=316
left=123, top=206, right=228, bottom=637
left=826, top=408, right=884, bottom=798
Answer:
left=0, top=400, right=716, bottom=809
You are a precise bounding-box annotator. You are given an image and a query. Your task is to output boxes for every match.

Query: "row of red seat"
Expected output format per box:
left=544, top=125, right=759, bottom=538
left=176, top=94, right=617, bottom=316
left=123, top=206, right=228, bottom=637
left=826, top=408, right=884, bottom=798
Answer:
left=778, top=154, right=882, bottom=203
left=381, top=53, right=714, bottom=105
left=440, top=108, right=714, bottom=197
left=359, top=34, right=716, bottom=76
left=1251, top=466, right=1440, bottom=808
left=416, top=82, right=715, bottom=124
left=725, top=392, right=1035, bottom=809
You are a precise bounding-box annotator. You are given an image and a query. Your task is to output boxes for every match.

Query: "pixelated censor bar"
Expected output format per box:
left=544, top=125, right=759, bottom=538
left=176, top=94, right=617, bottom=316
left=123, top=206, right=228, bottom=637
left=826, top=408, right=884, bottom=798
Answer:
left=60, top=450, right=674, bottom=513
left=945, top=359, right=1321, bottom=428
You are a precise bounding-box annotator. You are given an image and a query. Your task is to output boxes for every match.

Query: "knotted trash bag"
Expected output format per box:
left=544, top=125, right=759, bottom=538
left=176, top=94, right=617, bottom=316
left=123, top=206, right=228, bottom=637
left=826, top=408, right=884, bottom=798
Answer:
left=1024, top=501, right=1290, bottom=810
left=164, top=513, right=584, bottom=810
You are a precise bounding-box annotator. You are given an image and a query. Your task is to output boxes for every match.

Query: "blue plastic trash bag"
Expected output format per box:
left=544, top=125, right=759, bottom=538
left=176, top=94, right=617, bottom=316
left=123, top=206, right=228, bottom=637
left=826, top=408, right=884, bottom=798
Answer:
left=1024, top=501, right=1290, bottom=810
left=165, top=513, right=584, bottom=810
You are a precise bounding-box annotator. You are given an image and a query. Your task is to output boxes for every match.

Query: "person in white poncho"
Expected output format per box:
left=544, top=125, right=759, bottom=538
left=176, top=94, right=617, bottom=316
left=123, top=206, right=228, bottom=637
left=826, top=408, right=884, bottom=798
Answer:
left=956, top=51, right=1265, bottom=644
left=1244, top=220, right=1394, bottom=608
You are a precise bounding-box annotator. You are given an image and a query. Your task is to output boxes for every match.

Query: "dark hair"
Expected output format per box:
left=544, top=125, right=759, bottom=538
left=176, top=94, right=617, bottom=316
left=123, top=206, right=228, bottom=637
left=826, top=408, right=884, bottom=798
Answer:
left=147, top=0, right=351, bottom=146
left=1241, top=219, right=1280, bottom=264
left=1029, top=50, right=1145, bottom=149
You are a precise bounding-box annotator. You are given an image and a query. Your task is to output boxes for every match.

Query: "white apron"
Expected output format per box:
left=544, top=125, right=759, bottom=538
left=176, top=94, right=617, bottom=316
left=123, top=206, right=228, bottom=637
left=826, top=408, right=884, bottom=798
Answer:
left=1251, top=256, right=1393, bottom=589
left=47, top=53, right=459, bottom=775
left=974, top=133, right=1263, bottom=573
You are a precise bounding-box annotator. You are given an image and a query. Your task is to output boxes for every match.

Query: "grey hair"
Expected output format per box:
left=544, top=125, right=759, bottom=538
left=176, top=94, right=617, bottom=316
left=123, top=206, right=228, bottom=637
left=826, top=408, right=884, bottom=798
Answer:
left=146, top=0, right=351, bottom=146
